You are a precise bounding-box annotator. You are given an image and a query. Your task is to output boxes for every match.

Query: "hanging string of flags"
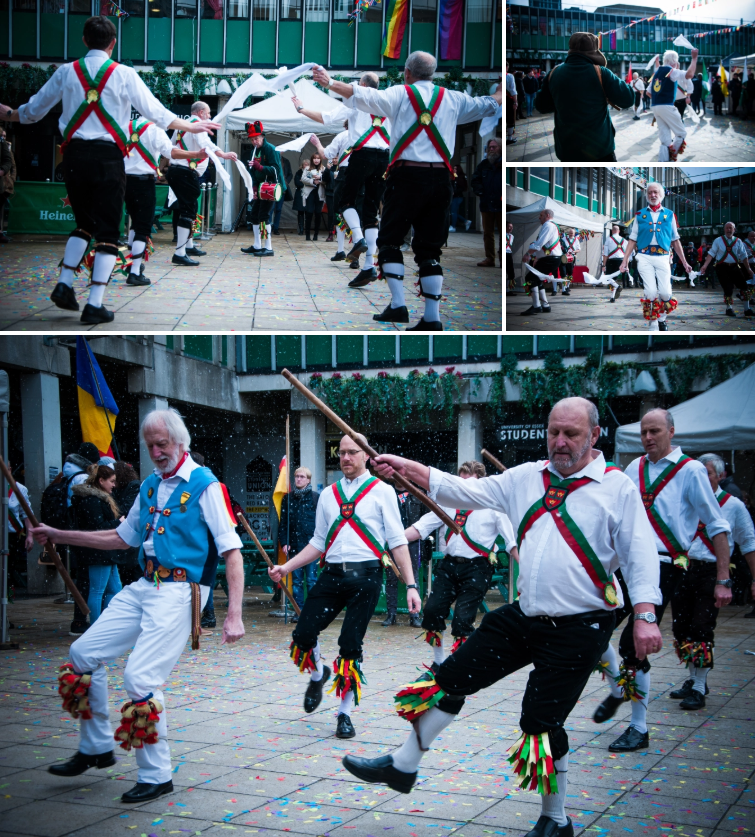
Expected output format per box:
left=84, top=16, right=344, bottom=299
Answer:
left=597, top=12, right=667, bottom=49
left=348, top=0, right=379, bottom=26
left=667, top=21, right=755, bottom=39
left=102, top=0, right=130, bottom=18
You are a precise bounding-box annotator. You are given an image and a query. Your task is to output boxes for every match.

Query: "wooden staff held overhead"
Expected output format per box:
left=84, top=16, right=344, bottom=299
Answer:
left=280, top=369, right=461, bottom=535
left=0, top=456, right=90, bottom=616
left=236, top=512, right=301, bottom=617
left=481, top=449, right=507, bottom=473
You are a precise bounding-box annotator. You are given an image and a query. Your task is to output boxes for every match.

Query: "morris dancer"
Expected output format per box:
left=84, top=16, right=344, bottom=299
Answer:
left=239, top=120, right=284, bottom=258
left=268, top=435, right=420, bottom=740
left=341, top=397, right=662, bottom=837
left=166, top=100, right=237, bottom=266
left=407, top=460, right=517, bottom=669
left=505, top=222, right=515, bottom=290
left=0, top=15, right=221, bottom=324
left=650, top=49, right=697, bottom=162
left=698, top=222, right=755, bottom=318
left=669, top=454, right=755, bottom=710
left=744, top=230, right=755, bottom=283
left=520, top=208, right=562, bottom=316
left=556, top=227, right=579, bottom=297
left=603, top=224, right=628, bottom=292
left=30, top=409, right=245, bottom=803
left=311, top=128, right=351, bottom=261
left=313, top=53, right=501, bottom=330
left=592, top=409, right=729, bottom=753
left=620, top=182, right=691, bottom=332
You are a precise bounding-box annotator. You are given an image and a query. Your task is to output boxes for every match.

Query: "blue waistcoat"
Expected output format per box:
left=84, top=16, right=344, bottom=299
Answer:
left=635, top=207, right=674, bottom=255
left=138, top=465, right=220, bottom=585
left=651, top=66, right=678, bottom=106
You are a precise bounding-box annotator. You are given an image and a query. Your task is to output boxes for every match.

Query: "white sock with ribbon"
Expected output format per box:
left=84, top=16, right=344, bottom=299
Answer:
left=342, top=208, right=363, bottom=242
left=128, top=229, right=135, bottom=247
left=265, top=227, right=273, bottom=250
left=337, top=227, right=346, bottom=252
left=384, top=262, right=405, bottom=309
left=421, top=274, right=443, bottom=322
left=59, top=236, right=89, bottom=287
left=541, top=753, right=569, bottom=826
left=539, top=288, right=549, bottom=307
left=339, top=690, right=355, bottom=717
left=364, top=228, right=378, bottom=268
left=391, top=706, right=456, bottom=774
left=433, top=633, right=445, bottom=666
left=175, top=227, right=190, bottom=257
left=309, top=642, right=324, bottom=681
left=629, top=670, right=650, bottom=734
left=130, top=240, right=146, bottom=276
left=88, top=253, right=116, bottom=308
left=531, top=289, right=541, bottom=309
left=692, top=666, right=709, bottom=694
left=601, top=644, right=623, bottom=699
left=253, top=225, right=262, bottom=250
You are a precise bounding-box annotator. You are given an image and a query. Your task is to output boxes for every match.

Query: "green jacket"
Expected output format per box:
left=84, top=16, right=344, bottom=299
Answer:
left=535, top=54, right=635, bottom=161
left=251, top=139, right=284, bottom=189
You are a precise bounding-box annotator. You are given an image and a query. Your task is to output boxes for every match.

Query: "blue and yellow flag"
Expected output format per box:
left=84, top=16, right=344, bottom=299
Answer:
left=76, top=336, right=118, bottom=457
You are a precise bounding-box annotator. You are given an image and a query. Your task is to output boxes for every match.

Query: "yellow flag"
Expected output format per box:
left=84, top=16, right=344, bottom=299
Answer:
left=719, top=64, right=728, bottom=97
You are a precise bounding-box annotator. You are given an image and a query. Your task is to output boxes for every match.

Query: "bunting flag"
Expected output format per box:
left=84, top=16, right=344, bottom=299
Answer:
left=610, top=31, right=617, bottom=50
left=439, top=0, right=464, bottom=61
left=719, top=62, right=728, bottom=97
left=626, top=62, right=632, bottom=83
left=700, top=58, right=709, bottom=99
left=76, top=336, right=118, bottom=458
left=382, top=0, right=409, bottom=59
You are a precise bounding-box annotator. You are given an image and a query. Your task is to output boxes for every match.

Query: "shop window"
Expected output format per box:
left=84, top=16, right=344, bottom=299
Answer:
left=336, top=336, right=363, bottom=366
left=304, top=0, right=327, bottom=22
left=253, top=0, right=275, bottom=19
left=247, top=336, right=272, bottom=370
left=412, top=0, right=435, bottom=23
left=368, top=336, right=395, bottom=365
left=280, top=0, right=300, bottom=20
left=400, top=336, right=429, bottom=362
left=306, top=336, right=331, bottom=368
left=276, top=336, right=302, bottom=370
left=184, top=336, right=214, bottom=362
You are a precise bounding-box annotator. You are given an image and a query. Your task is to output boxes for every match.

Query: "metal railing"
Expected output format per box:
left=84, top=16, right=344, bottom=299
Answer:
left=199, top=182, right=218, bottom=241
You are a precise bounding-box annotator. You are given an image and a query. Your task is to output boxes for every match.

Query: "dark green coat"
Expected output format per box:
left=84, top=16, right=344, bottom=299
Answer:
left=251, top=139, right=284, bottom=191
left=535, top=54, right=635, bottom=161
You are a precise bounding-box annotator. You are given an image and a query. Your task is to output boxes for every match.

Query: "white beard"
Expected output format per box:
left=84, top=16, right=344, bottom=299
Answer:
left=154, top=451, right=180, bottom=474
left=548, top=435, right=593, bottom=472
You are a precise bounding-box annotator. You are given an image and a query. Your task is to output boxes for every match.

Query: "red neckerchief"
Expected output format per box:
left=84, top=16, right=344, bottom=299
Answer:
left=648, top=204, right=662, bottom=212
left=161, top=451, right=189, bottom=480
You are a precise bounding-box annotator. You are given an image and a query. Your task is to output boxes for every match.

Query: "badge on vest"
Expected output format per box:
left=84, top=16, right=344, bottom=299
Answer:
left=372, top=116, right=382, bottom=127
left=157, top=526, right=165, bottom=535
left=604, top=581, right=619, bottom=606
left=641, top=492, right=654, bottom=510
left=653, top=79, right=662, bottom=93
left=130, top=131, right=139, bottom=143
left=180, top=492, right=191, bottom=505
left=340, top=501, right=355, bottom=519
left=189, top=161, right=197, bottom=169
left=148, top=488, right=154, bottom=498
left=454, top=511, right=470, bottom=528
left=544, top=486, right=568, bottom=511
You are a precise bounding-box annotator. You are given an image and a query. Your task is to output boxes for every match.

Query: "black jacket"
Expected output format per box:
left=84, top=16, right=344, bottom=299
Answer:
left=112, top=480, right=141, bottom=567
left=279, top=487, right=319, bottom=554
left=471, top=156, right=502, bottom=213
left=396, top=491, right=425, bottom=530
left=71, top=484, right=122, bottom=566
left=522, top=75, right=539, bottom=94
left=293, top=168, right=306, bottom=212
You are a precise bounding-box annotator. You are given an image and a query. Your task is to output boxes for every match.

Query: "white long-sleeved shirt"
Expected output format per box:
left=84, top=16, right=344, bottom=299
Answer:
left=322, top=130, right=351, bottom=168
left=561, top=234, right=581, bottom=258
left=603, top=234, right=627, bottom=258
left=414, top=504, right=516, bottom=559
left=125, top=121, right=174, bottom=176
left=625, top=446, right=730, bottom=563
left=708, top=236, right=748, bottom=265
left=309, top=471, right=407, bottom=563
left=170, top=117, right=220, bottom=177
left=528, top=220, right=563, bottom=258
left=347, top=81, right=497, bottom=165
left=117, top=455, right=242, bottom=558
left=18, top=50, right=176, bottom=143
left=8, top=483, right=31, bottom=536
left=689, top=487, right=755, bottom=562
left=324, top=95, right=392, bottom=153
left=628, top=207, right=680, bottom=247
left=506, top=232, right=514, bottom=253
left=428, top=453, right=662, bottom=617
left=744, top=238, right=755, bottom=263
left=506, top=74, right=517, bottom=98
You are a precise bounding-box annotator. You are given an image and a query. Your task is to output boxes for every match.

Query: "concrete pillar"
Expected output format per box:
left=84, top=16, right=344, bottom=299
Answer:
left=20, top=372, right=63, bottom=595
left=138, top=396, right=169, bottom=480
left=620, top=60, right=626, bottom=79
left=639, top=394, right=658, bottom=419
left=545, top=58, right=552, bottom=72
left=300, top=411, right=326, bottom=493
left=458, top=406, right=483, bottom=470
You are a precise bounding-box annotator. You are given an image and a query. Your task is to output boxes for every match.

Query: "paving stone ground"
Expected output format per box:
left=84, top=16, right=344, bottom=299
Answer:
left=0, top=228, right=502, bottom=333
left=1, top=592, right=754, bottom=837
left=505, top=106, right=755, bottom=163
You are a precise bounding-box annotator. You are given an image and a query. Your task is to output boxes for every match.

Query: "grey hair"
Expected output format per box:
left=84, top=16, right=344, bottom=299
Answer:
left=543, top=208, right=555, bottom=219
left=360, top=71, right=380, bottom=89
left=644, top=407, right=674, bottom=430
left=647, top=182, right=665, bottom=200
left=140, top=408, right=191, bottom=449
left=662, top=50, right=679, bottom=67
left=699, top=453, right=725, bottom=476
left=549, top=397, right=600, bottom=431
left=405, top=50, right=437, bottom=80
left=191, top=101, right=210, bottom=115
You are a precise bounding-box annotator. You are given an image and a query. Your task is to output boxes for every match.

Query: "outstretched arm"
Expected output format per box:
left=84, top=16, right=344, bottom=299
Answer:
left=372, top=455, right=431, bottom=489
left=31, top=523, right=130, bottom=551
left=291, top=95, right=325, bottom=124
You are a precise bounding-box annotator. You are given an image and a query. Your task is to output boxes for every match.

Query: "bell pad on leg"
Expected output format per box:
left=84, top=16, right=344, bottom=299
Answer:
left=395, top=667, right=446, bottom=722
left=114, top=695, right=164, bottom=751
left=58, top=663, right=93, bottom=720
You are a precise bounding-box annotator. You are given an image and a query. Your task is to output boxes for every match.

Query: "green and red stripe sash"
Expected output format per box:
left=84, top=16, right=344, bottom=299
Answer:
left=693, top=490, right=731, bottom=556
left=444, top=510, right=493, bottom=558
left=322, top=477, right=387, bottom=562
left=62, top=58, right=128, bottom=155
left=127, top=119, right=159, bottom=171
left=517, top=462, right=623, bottom=607
left=176, top=117, right=200, bottom=167
left=715, top=236, right=742, bottom=265
left=337, top=147, right=352, bottom=165
left=639, top=454, right=693, bottom=563
left=7, top=489, right=22, bottom=534
left=607, top=235, right=625, bottom=259
left=387, top=84, right=452, bottom=175
left=351, top=115, right=390, bottom=153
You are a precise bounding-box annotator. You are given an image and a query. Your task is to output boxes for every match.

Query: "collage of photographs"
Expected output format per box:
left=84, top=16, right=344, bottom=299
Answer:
left=2, top=1, right=755, bottom=837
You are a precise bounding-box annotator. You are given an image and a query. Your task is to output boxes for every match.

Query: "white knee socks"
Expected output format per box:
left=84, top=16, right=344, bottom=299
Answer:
left=601, top=644, right=623, bottom=699
left=342, top=208, right=363, bottom=242
left=433, top=633, right=445, bottom=666
left=531, top=289, right=542, bottom=309
left=391, top=706, right=456, bottom=774
left=364, top=228, right=378, bottom=268
left=421, top=275, right=443, bottom=322
left=176, top=227, right=190, bottom=257
left=541, top=754, right=569, bottom=827
left=339, top=690, right=355, bottom=717
left=692, top=666, right=709, bottom=694
left=130, top=240, right=146, bottom=275
left=629, top=670, right=650, bottom=734
left=309, top=642, right=324, bottom=681
left=551, top=279, right=559, bottom=294
left=539, top=288, right=549, bottom=308
left=59, top=236, right=90, bottom=287
left=88, top=253, right=116, bottom=308
left=128, top=229, right=135, bottom=247
left=336, top=227, right=346, bottom=252
left=253, top=225, right=262, bottom=250
left=384, top=262, right=406, bottom=309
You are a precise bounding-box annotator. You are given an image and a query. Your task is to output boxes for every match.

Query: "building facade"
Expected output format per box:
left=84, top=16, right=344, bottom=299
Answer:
left=668, top=168, right=755, bottom=242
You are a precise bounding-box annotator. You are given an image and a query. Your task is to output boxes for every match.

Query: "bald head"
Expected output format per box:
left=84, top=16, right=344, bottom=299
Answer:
left=640, top=408, right=675, bottom=462
left=360, top=71, right=380, bottom=89
left=547, top=398, right=601, bottom=475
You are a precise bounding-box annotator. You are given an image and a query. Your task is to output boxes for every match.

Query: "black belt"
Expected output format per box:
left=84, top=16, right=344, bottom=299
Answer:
left=67, top=138, right=120, bottom=149
left=127, top=173, right=156, bottom=181
left=447, top=553, right=488, bottom=564
left=323, top=559, right=381, bottom=575
left=530, top=608, right=613, bottom=626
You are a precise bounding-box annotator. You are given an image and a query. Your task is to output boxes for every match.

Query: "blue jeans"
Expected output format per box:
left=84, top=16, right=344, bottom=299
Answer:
left=450, top=196, right=467, bottom=228
left=525, top=92, right=537, bottom=117
left=292, top=561, right=318, bottom=609
left=273, top=195, right=284, bottom=231
left=87, top=564, right=122, bottom=623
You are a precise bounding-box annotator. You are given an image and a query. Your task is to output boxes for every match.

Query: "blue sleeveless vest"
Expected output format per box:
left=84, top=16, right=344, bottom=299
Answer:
left=636, top=208, right=674, bottom=255
left=651, top=66, right=678, bottom=106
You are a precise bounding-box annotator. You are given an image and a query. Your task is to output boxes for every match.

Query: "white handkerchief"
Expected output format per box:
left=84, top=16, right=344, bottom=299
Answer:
left=234, top=158, right=255, bottom=201
left=275, top=133, right=314, bottom=153
left=673, top=35, right=695, bottom=51
left=524, top=262, right=566, bottom=283
left=645, top=54, right=659, bottom=71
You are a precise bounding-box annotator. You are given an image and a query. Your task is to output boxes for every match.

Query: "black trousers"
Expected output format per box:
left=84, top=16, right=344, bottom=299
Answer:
left=165, top=165, right=200, bottom=230
left=434, top=602, right=615, bottom=760
left=324, top=192, right=336, bottom=231
left=561, top=260, right=574, bottom=277
left=292, top=563, right=382, bottom=660
left=528, top=255, right=562, bottom=288
left=249, top=197, right=274, bottom=226
left=71, top=547, right=90, bottom=627
left=385, top=541, right=420, bottom=615
left=671, top=560, right=718, bottom=654
left=340, top=148, right=388, bottom=230
left=63, top=140, right=126, bottom=248
left=125, top=175, right=156, bottom=242
left=506, top=253, right=514, bottom=283
left=422, top=555, right=494, bottom=637
left=715, top=263, right=750, bottom=301
left=605, top=257, right=627, bottom=287
left=377, top=167, right=453, bottom=265
left=304, top=210, right=321, bottom=236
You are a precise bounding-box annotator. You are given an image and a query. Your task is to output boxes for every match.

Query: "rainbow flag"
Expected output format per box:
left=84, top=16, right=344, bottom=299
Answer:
left=76, top=336, right=118, bottom=458
left=439, top=0, right=463, bottom=60
left=382, top=0, right=409, bottom=59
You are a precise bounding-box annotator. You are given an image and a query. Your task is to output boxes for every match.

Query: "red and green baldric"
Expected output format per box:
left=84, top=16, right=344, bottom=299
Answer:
left=322, top=477, right=388, bottom=567
left=176, top=116, right=200, bottom=168
left=350, top=115, right=390, bottom=154
left=127, top=119, right=159, bottom=171
left=639, top=453, right=693, bottom=567
left=444, top=510, right=495, bottom=560
left=7, top=489, right=22, bottom=534
left=693, top=491, right=731, bottom=555
left=517, top=462, right=623, bottom=607
left=388, top=84, right=452, bottom=175
left=62, top=57, right=128, bottom=155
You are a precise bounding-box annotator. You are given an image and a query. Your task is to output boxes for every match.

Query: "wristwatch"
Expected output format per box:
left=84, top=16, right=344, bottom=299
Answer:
left=296, top=104, right=304, bottom=112
left=406, top=583, right=419, bottom=591
left=716, top=578, right=733, bottom=588
left=634, top=612, right=657, bottom=624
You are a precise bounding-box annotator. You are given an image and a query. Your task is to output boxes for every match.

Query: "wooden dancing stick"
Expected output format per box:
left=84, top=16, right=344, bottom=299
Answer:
left=0, top=456, right=90, bottom=616
left=236, top=512, right=301, bottom=617
left=280, top=369, right=461, bottom=535
left=481, top=449, right=507, bottom=473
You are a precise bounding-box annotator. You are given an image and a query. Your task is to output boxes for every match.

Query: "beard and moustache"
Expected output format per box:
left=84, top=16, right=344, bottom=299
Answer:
left=154, top=450, right=181, bottom=474
left=548, top=433, right=594, bottom=472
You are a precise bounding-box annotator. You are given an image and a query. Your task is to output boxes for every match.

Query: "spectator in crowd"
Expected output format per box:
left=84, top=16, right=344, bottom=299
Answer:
left=514, top=71, right=525, bottom=120
left=112, top=461, right=142, bottom=587
left=322, top=159, right=337, bottom=242
left=301, top=153, right=325, bottom=241
left=472, top=138, right=502, bottom=268
left=745, top=71, right=755, bottom=120
left=523, top=68, right=539, bottom=118
left=7, top=466, right=34, bottom=591
left=712, top=77, right=724, bottom=115
left=449, top=164, right=471, bottom=233
left=691, top=73, right=704, bottom=115
left=720, top=463, right=744, bottom=500
left=729, top=71, right=742, bottom=116
left=643, top=77, right=652, bottom=111
left=0, top=128, right=16, bottom=244
left=272, top=155, right=293, bottom=235
left=685, top=242, right=698, bottom=271
left=293, top=159, right=310, bottom=235
left=279, top=466, right=320, bottom=617
left=505, top=63, right=518, bottom=145
left=383, top=488, right=424, bottom=628
left=674, top=80, right=690, bottom=123
left=631, top=72, right=645, bottom=120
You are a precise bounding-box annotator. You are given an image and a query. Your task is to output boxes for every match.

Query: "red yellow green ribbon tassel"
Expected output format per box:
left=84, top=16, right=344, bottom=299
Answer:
left=75, top=245, right=132, bottom=280
left=617, top=661, right=645, bottom=702
left=327, top=656, right=366, bottom=706
left=336, top=214, right=354, bottom=244
left=57, top=663, right=93, bottom=720
left=593, top=659, right=611, bottom=680
left=192, top=214, right=204, bottom=237
left=114, top=696, right=163, bottom=750
left=674, top=640, right=714, bottom=668
left=673, top=555, right=689, bottom=570
left=290, top=641, right=316, bottom=674
left=394, top=668, right=446, bottom=722
left=422, top=629, right=442, bottom=648
left=450, top=635, right=467, bottom=655
left=506, top=731, right=559, bottom=795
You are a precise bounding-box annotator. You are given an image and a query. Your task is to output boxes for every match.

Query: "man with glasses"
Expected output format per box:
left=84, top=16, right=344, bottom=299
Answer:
left=279, top=467, right=320, bottom=618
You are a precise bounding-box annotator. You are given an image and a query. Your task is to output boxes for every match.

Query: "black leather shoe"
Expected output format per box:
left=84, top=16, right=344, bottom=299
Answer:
left=614, top=286, right=622, bottom=299
left=350, top=260, right=360, bottom=270
left=51, top=282, right=79, bottom=311
left=406, top=318, right=443, bottom=332
left=342, top=754, right=416, bottom=793
left=608, top=726, right=649, bottom=752
left=408, top=613, right=422, bottom=628
left=524, top=815, right=574, bottom=837
left=346, top=237, right=368, bottom=262
left=336, top=713, right=356, bottom=739
left=172, top=253, right=199, bottom=266
left=561, top=289, right=571, bottom=296
left=80, top=304, right=114, bottom=324
left=541, top=305, right=552, bottom=312
left=658, top=320, right=669, bottom=331
left=241, top=245, right=262, bottom=254
left=670, top=679, right=695, bottom=699
left=374, top=304, right=409, bottom=323
left=254, top=249, right=274, bottom=257
left=331, top=251, right=346, bottom=261
left=680, top=689, right=706, bottom=710
left=519, top=306, right=542, bottom=316
left=126, top=272, right=151, bottom=286
left=49, top=750, right=116, bottom=777
left=201, top=607, right=216, bottom=629
left=303, top=664, right=331, bottom=713
left=121, top=780, right=174, bottom=803
left=185, top=246, right=206, bottom=257
left=382, top=613, right=397, bottom=627
left=593, top=694, right=624, bottom=724
left=726, top=308, right=736, bottom=317
left=745, top=606, right=755, bottom=618
left=348, top=267, right=378, bottom=288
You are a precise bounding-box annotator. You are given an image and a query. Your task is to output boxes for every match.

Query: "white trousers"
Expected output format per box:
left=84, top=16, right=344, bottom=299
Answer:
left=69, top=578, right=209, bottom=784
left=653, top=104, right=686, bottom=160
left=636, top=253, right=672, bottom=301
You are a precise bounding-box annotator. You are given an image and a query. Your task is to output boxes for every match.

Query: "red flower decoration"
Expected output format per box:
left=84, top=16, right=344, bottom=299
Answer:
left=332, top=372, right=342, bottom=380
left=352, top=372, right=363, bottom=380
left=310, top=372, right=322, bottom=380
left=377, top=371, right=388, bottom=378
left=445, top=366, right=455, bottom=374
